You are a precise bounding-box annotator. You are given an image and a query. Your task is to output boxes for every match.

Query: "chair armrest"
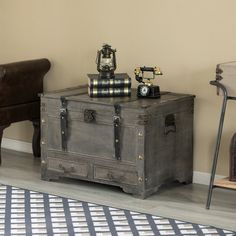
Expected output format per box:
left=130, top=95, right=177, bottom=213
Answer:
left=0, top=58, right=51, bottom=107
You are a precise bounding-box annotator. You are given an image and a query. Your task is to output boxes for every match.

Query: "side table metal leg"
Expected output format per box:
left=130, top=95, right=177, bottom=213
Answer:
left=206, top=96, right=228, bottom=209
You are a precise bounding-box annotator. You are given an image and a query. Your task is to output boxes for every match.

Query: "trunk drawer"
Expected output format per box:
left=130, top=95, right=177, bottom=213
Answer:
left=94, top=165, right=138, bottom=185
left=47, top=158, right=89, bottom=178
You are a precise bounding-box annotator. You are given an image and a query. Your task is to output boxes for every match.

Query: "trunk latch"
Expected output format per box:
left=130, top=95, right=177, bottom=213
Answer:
left=84, top=109, right=96, bottom=123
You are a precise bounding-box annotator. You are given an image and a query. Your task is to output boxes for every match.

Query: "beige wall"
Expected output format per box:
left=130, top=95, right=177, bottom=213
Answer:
left=1, top=0, right=236, bottom=175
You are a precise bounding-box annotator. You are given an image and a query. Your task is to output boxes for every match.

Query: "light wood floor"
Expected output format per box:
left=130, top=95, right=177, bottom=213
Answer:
left=0, top=149, right=236, bottom=231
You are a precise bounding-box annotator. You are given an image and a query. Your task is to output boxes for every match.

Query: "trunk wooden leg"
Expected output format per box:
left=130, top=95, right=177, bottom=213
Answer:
left=32, top=119, right=41, bottom=157
left=0, top=125, right=10, bottom=166
left=175, top=172, right=193, bottom=185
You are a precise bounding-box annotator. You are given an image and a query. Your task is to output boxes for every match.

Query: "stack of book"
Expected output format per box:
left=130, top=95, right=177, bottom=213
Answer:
left=87, top=73, right=131, bottom=97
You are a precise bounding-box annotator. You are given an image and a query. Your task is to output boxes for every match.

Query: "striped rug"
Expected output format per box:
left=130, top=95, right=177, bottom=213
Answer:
left=0, top=184, right=235, bottom=236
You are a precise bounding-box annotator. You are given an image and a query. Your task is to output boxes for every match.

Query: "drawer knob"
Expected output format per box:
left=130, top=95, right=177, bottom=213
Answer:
left=41, top=119, right=46, bottom=123
left=107, top=172, right=114, bottom=180
left=58, top=164, right=75, bottom=174
left=107, top=172, right=125, bottom=183
left=41, top=141, right=45, bottom=145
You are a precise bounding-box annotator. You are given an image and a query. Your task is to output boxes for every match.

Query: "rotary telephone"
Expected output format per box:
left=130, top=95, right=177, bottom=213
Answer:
left=134, top=66, right=162, bottom=98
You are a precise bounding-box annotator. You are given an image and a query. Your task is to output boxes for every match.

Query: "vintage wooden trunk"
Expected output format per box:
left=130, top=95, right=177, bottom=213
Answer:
left=40, top=85, right=195, bottom=198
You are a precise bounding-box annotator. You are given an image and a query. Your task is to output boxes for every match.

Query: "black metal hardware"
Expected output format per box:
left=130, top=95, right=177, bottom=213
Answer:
left=216, top=65, right=223, bottom=75
left=164, top=114, right=176, bottom=135
left=216, top=74, right=223, bottom=81
left=59, top=91, right=88, bottom=152
left=84, top=109, right=96, bottom=123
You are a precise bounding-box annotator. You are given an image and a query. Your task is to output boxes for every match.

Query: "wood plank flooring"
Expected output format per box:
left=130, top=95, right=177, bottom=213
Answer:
left=214, top=177, right=236, bottom=190
left=0, top=149, right=236, bottom=231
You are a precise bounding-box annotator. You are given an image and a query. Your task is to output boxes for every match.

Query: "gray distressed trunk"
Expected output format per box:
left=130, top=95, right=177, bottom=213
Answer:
left=40, top=85, right=195, bottom=198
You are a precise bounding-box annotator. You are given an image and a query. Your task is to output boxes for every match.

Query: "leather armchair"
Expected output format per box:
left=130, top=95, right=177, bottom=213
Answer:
left=0, top=58, right=51, bottom=165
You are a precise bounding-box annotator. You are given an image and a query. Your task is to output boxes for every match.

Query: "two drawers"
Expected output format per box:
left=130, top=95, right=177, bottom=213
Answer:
left=47, top=157, right=138, bottom=186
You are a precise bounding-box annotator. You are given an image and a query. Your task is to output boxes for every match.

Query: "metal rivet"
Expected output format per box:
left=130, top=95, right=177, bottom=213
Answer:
left=41, top=160, right=46, bottom=164
left=115, top=139, right=119, bottom=143
left=138, top=155, right=144, bottom=160
left=41, top=141, right=45, bottom=145
left=62, top=131, right=64, bottom=134
left=138, top=177, right=143, bottom=182
left=41, top=119, right=45, bottom=123
left=138, top=132, right=143, bottom=137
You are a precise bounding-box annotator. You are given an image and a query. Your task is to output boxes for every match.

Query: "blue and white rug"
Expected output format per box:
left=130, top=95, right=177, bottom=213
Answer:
left=0, top=184, right=235, bottom=236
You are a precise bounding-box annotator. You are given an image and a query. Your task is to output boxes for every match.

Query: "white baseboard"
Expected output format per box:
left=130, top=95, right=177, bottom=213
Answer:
left=193, top=171, right=226, bottom=185
left=2, top=138, right=32, bottom=154
left=1, top=138, right=226, bottom=185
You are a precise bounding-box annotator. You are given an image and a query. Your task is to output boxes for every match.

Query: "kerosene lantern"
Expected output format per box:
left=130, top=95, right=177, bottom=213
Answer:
left=96, top=44, right=117, bottom=79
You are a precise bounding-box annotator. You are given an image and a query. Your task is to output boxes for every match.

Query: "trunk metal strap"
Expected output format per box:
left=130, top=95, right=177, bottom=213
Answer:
left=59, top=90, right=87, bottom=151
left=113, top=95, right=139, bottom=160
left=114, top=104, right=121, bottom=160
